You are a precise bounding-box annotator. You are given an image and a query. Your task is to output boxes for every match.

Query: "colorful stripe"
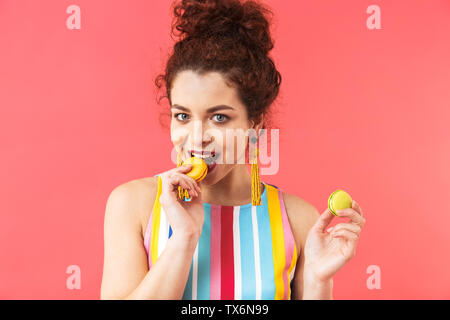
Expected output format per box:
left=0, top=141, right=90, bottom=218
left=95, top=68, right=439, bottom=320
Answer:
left=220, top=205, right=234, bottom=299
left=256, top=187, right=276, bottom=299
left=197, top=203, right=211, bottom=299
left=192, top=243, right=199, bottom=299
left=150, top=175, right=163, bottom=266
left=278, top=187, right=297, bottom=299
left=182, top=261, right=193, bottom=299
left=238, top=205, right=256, bottom=299
left=158, top=206, right=170, bottom=258
left=143, top=212, right=152, bottom=266
left=233, top=206, right=242, bottom=300
left=210, top=204, right=221, bottom=299
left=144, top=176, right=299, bottom=300
left=287, top=245, right=297, bottom=298
left=251, top=205, right=262, bottom=299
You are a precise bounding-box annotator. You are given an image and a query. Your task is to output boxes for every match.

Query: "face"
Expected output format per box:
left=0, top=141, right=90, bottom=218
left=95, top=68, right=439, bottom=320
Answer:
left=170, top=70, right=262, bottom=184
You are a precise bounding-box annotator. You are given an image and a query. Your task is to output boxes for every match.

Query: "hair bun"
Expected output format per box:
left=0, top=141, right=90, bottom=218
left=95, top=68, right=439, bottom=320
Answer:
left=173, top=0, right=274, bottom=55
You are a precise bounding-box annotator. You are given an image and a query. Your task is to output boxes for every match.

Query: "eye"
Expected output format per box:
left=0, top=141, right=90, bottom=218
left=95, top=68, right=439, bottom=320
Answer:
left=213, top=114, right=229, bottom=123
left=174, top=113, right=190, bottom=122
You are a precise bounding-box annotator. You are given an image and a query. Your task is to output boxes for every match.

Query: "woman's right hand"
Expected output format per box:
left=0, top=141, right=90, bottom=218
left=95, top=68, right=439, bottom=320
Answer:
left=158, top=164, right=204, bottom=241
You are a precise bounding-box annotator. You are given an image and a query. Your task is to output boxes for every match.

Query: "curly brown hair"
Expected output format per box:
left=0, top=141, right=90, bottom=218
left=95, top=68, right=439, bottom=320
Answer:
left=155, top=0, right=281, bottom=130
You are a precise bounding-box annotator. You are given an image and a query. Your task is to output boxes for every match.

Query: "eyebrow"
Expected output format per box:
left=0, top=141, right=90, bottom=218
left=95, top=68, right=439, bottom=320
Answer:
left=171, top=104, right=235, bottom=113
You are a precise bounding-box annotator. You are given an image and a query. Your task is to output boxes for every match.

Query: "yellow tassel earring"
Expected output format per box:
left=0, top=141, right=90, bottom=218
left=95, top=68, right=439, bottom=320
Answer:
left=250, top=136, right=262, bottom=206
left=177, top=151, right=191, bottom=201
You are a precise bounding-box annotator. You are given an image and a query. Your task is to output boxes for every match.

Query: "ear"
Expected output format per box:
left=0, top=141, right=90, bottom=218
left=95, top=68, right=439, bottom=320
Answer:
left=250, top=115, right=265, bottom=135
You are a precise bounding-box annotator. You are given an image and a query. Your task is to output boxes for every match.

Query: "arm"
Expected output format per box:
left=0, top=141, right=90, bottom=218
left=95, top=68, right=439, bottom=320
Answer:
left=100, top=182, right=198, bottom=300
left=284, top=194, right=333, bottom=300
left=301, top=204, right=334, bottom=300
left=302, top=269, right=333, bottom=300
left=291, top=243, right=333, bottom=300
left=288, top=194, right=365, bottom=300
left=303, top=201, right=365, bottom=299
left=125, top=233, right=199, bottom=300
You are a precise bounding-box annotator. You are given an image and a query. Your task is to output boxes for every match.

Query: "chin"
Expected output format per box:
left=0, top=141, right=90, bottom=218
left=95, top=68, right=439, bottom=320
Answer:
left=201, top=165, right=224, bottom=185
left=201, top=170, right=218, bottom=185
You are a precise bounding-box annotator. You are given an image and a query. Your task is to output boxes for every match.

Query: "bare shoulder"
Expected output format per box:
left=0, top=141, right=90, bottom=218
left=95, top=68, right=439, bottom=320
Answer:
left=105, top=176, right=160, bottom=239
left=282, top=191, right=320, bottom=253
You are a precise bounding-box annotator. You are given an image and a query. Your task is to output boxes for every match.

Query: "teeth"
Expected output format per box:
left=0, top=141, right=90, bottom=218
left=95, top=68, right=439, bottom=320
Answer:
left=190, top=152, right=218, bottom=164
left=191, top=152, right=216, bottom=159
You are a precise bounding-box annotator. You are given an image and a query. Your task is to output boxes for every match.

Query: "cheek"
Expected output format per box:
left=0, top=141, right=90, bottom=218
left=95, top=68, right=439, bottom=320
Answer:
left=170, top=123, right=190, bottom=146
left=220, top=134, right=249, bottom=164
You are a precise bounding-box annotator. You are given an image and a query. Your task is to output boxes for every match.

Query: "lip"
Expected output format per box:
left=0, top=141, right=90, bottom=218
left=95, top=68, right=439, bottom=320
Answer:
left=207, top=162, right=217, bottom=173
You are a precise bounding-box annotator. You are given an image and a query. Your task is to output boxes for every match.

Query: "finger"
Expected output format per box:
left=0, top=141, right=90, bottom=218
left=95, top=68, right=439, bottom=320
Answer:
left=173, top=164, right=193, bottom=174
left=187, top=176, right=201, bottom=193
left=312, top=207, right=336, bottom=233
left=170, top=165, right=201, bottom=193
left=187, top=189, right=203, bottom=205
left=179, top=175, right=200, bottom=196
left=169, top=164, right=193, bottom=176
left=170, top=175, right=193, bottom=192
left=164, top=172, right=196, bottom=195
left=326, top=223, right=361, bottom=235
left=352, top=200, right=363, bottom=217
left=184, top=175, right=201, bottom=194
left=331, top=229, right=359, bottom=242
left=335, top=208, right=365, bottom=228
left=172, top=172, right=198, bottom=190
left=183, top=179, right=198, bottom=197
left=185, top=188, right=198, bottom=198
left=183, top=182, right=198, bottom=197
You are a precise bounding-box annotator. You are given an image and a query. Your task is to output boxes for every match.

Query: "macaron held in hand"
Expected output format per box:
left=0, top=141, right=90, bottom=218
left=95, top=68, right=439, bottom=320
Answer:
left=182, top=156, right=208, bottom=182
left=303, top=192, right=366, bottom=284
left=177, top=156, right=208, bottom=201
left=328, top=190, right=353, bottom=217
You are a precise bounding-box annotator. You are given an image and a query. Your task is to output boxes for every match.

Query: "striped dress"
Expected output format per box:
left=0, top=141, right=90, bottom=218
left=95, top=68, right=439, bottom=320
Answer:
left=143, top=173, right=299, bottom=300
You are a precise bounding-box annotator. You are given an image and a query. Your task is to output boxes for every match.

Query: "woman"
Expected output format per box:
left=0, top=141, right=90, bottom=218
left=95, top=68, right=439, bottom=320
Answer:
left=101, top=0, right=365, bottom=300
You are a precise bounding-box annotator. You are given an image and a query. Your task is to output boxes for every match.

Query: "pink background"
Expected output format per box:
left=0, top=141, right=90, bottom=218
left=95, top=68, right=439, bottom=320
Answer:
left=1, top=0, right=449, bottom=299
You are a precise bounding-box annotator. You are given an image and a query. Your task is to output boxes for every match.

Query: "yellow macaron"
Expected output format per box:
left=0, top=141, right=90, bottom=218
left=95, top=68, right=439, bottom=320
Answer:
left=182, top=156, right=208, bottom=182
left=328, top=189, right=353, bottom=217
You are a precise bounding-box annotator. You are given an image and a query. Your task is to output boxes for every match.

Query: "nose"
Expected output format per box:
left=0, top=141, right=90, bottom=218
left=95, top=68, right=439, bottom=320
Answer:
left=188, top=119, right=215, bottom=151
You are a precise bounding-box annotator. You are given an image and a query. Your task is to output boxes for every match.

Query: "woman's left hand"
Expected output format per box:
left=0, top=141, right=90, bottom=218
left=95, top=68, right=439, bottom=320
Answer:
left=303, top=200, right=365, bottom=283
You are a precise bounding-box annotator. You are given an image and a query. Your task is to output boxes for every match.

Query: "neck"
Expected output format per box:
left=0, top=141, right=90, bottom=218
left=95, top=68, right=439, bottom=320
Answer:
left=200, top=164, right=263, bottom=206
